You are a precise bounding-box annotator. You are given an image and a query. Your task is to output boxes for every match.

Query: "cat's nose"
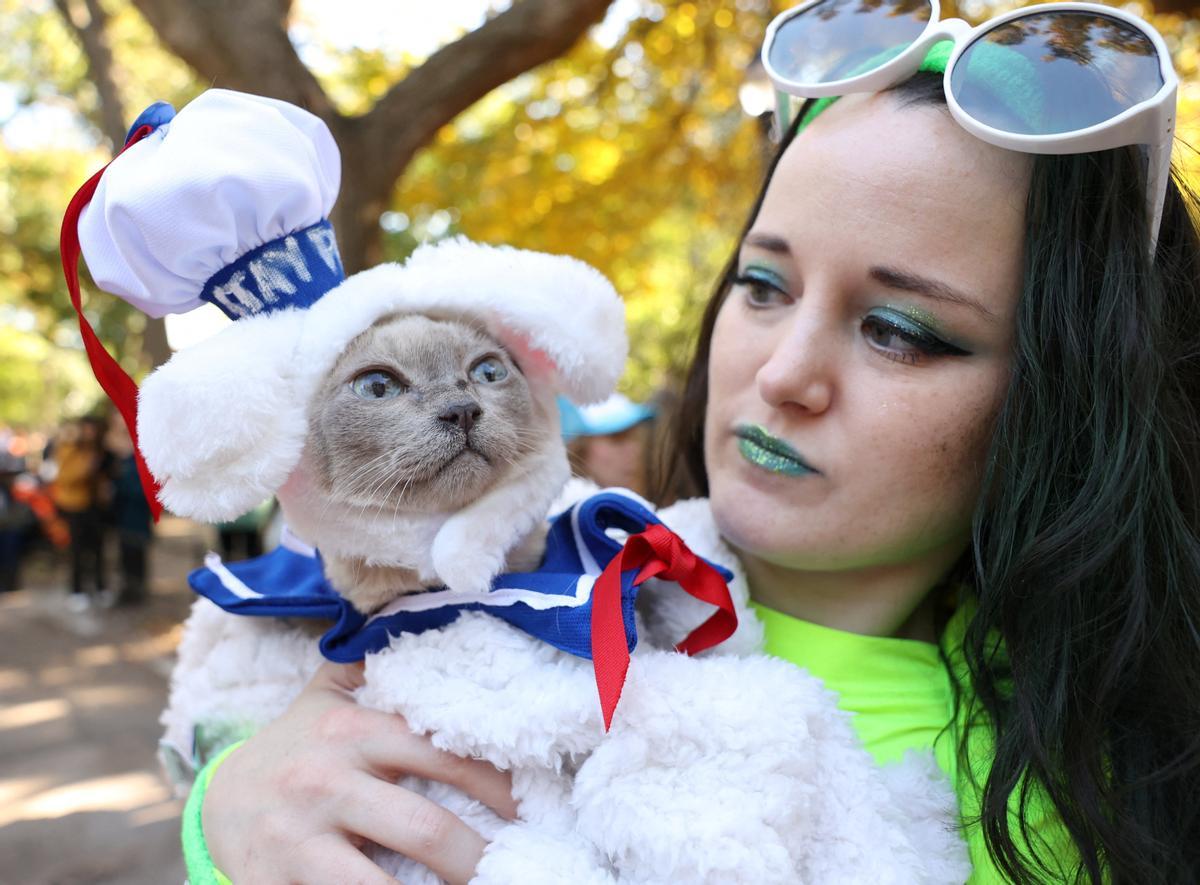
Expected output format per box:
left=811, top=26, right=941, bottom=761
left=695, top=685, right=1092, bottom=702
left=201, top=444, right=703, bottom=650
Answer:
left=438, top=401, right=482, bottom=434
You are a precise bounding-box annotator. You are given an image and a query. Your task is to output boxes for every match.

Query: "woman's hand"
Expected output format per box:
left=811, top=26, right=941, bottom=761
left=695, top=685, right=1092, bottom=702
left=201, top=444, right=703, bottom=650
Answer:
left=203, top=660, right=517, bottom=884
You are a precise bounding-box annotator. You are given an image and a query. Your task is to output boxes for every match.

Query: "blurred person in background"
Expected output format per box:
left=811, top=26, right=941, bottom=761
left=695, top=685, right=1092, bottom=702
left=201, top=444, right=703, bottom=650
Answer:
left=559, top=393, right=657, bottom=499
left=105, top=414, right=153, bottom=605
left=50, top=416, right=112, bottom=610
left=0, top=448, right=33, bottom=594
left=216, top=499, right=274, bottom=562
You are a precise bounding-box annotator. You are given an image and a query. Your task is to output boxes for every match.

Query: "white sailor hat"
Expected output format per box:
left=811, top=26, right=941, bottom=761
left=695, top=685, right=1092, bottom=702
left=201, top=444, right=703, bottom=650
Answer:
left=64, top=89, right=627, bottom=523
left=78, top=90, right=344, bottom=320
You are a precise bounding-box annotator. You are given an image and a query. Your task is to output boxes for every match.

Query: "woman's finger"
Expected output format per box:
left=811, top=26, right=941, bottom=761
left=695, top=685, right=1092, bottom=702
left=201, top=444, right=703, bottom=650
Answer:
left=297, top=834, right=402, bottom=885
left=362, top=736, right=517, bottom=821
left=337, top=772, right=488, bottom=885
left=308, top=659, right=367, bottom=695
left=336, top=708, right=517, bottom=821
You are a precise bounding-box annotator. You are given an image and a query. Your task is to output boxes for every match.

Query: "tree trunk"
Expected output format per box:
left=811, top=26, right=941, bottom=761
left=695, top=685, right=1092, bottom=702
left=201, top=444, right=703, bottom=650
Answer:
left=332, top=132, right=390, bottom=272
left=53, top=0, right=127, bottom=151
left=141, top=317, right=172, bottom=369
left=53, top=0, right=178, bottom=370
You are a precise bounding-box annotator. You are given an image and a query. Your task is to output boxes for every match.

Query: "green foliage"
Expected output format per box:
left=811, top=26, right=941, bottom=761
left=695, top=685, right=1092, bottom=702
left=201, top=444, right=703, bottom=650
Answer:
left=0, top=0, right=199, bottom=427
left=0, top=323, right=99, bottom=425
left=0, top=0, right=90, bottom=116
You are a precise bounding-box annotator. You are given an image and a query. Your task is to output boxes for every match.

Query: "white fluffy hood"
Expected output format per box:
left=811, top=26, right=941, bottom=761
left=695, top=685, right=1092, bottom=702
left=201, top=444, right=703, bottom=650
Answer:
left=137, top=237, right=628, bottom=523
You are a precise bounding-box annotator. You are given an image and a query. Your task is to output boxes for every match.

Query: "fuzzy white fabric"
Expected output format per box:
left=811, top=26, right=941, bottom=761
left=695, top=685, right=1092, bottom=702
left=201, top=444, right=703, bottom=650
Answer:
left=162, top=496, right=971, bottom=883
left=138, top=308, right=310, bottom=522
left=138, top=239, right=626, bottom=592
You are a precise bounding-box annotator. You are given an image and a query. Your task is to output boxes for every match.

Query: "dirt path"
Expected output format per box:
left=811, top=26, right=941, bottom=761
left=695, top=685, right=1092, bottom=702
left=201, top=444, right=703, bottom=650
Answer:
left=0, top=518, right=211, bottom=885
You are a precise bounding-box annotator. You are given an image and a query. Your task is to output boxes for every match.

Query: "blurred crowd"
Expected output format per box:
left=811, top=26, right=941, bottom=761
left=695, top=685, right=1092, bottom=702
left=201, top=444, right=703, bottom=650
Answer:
left=0, top=414, right=153, bottom=607
left=0, top=393, right=670, bottom=605
left=0, top=414, right=277, bottom=609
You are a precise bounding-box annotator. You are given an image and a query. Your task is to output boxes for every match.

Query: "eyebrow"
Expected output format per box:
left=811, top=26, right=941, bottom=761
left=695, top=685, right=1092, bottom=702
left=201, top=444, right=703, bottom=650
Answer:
left=743, top=232, right=790, bottom=254
left=741, top=234, right=998, bottom=321
left=870, top=266, right=997, bottom=321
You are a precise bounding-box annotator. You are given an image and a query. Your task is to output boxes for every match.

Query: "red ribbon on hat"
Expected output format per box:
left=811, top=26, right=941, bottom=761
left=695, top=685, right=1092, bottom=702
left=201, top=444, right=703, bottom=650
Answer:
left=59, top=124, right=163, bottom=521
left=590, top=522, right=738, bottom=731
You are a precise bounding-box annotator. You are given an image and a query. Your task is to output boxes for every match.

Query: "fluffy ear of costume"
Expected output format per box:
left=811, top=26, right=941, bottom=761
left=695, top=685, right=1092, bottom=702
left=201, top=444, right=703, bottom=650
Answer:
left=401, top=238, right=627, bottom=404
left=138, top=309, right=309, bottom=521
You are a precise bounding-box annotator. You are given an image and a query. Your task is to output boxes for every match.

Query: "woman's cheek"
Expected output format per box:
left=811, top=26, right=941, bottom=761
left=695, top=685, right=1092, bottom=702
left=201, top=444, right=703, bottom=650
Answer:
left=896, top=378, right=1006, bottom=518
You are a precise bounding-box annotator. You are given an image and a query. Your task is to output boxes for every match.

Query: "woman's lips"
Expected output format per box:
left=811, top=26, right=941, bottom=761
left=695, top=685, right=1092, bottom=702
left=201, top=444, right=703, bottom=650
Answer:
left=733, top=424, right=818, bottom=477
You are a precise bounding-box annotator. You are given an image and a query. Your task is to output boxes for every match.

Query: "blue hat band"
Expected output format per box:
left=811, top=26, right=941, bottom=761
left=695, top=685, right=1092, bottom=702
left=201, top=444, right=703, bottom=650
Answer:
left=199, top=219, right=345, bottom=320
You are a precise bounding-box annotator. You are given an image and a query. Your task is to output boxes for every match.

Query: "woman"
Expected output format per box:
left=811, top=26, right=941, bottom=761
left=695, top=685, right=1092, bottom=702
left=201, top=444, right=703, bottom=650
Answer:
left=51, top=417, right=111, bottom=610
left=191, top=11, right=1200, bottom=885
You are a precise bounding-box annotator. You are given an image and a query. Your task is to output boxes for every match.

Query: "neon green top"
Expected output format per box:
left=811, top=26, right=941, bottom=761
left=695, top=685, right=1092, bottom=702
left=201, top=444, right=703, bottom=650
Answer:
left=750, top=600, right=1074, bottom=883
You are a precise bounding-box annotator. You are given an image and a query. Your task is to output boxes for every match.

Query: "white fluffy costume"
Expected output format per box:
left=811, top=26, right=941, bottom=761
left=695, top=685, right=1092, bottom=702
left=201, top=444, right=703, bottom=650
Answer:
left=64, top=90, right=971, bottom=882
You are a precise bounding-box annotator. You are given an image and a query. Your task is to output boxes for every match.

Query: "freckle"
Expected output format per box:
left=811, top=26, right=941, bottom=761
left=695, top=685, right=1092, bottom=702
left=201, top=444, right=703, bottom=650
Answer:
left=456, top=380, right=468, bottom=390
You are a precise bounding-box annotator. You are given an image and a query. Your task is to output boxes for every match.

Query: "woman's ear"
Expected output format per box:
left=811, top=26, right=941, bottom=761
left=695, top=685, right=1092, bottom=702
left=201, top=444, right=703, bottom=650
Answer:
left=137, top=309, right=309, bottom=522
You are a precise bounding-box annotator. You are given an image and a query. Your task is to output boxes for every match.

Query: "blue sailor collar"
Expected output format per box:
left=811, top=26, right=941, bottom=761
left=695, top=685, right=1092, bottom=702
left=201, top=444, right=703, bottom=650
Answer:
left=189, top=491, right=737, bottom=729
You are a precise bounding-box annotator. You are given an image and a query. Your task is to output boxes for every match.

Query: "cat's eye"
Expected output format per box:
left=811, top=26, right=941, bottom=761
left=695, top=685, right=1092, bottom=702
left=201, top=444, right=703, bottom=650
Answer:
left=350, top=370, right=406, bottom=400
left=470, top=357, right=508, bottom=384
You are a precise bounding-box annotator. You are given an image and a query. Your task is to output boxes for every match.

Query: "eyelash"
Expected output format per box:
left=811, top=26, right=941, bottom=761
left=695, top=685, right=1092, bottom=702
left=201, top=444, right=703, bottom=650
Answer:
left=732, top=273, right=788, bottom=306
left=732, top=273, right=969, bottom=366
left=860, top=315, right=965, bottom=366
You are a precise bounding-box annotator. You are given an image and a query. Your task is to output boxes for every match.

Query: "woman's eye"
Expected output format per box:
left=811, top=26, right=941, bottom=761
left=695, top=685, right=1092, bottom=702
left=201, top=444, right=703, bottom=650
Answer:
left=350, top=370, right=406, bottom=399
left=470, top=357, right=508, bottom=384
left=861, top=313, right=968, bottom=365
left=733, top=272, right=790, bottom=308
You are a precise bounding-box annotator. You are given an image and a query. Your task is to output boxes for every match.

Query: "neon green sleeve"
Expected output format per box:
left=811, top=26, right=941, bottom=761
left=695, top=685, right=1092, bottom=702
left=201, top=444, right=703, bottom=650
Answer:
left=959, top=762, right=1076, bottom=883
left=181, top=740, right=244, bottom=885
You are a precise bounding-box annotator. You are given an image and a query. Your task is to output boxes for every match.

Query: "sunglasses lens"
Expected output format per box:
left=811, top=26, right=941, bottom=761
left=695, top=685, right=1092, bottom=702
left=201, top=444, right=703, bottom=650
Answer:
left=768, top=0, right=932, bottom=85
left=951, top=12, right=1163, bottom=136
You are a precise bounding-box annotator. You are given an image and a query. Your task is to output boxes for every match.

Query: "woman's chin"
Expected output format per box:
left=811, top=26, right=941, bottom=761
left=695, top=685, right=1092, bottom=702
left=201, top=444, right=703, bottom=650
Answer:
left=710, top=481, right=825, bottom=564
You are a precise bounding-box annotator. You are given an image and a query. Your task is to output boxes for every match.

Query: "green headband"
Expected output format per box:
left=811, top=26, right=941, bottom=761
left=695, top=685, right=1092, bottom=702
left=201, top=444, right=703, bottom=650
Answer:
left=795, top=39, right=1047, bottom=134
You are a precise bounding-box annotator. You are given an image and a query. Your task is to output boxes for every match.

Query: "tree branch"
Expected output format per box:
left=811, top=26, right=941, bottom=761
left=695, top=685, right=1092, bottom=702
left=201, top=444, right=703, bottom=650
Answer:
left=127, top=0, right=332, bottom=117
left=360, top=0, right=614, bottom=180
left=1150, top=0, right=1198, bottom=13
left=53, top=0, right=128, bottom=149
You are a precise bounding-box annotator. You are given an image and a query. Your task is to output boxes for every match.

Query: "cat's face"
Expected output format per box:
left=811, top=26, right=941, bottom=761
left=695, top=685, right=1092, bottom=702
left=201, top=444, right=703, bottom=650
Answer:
left=309, top=313, right=541, bottom=513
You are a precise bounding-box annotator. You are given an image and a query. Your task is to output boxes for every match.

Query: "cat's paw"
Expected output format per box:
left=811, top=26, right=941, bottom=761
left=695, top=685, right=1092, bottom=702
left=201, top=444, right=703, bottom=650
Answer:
left=433, top=541, right=505, bottom=594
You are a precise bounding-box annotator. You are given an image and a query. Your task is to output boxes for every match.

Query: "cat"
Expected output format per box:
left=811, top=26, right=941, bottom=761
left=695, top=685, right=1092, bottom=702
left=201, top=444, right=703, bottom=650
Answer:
left=283, top=312, right=561, bottom=614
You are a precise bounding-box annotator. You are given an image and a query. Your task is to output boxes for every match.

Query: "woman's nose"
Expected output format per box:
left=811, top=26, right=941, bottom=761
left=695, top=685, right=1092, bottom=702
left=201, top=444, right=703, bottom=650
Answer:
left=755, top=311, right=835, bottom=415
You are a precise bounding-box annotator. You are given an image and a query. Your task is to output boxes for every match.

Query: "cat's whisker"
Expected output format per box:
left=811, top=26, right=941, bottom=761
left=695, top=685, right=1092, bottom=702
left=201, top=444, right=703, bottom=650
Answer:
left=344, top=450, right=399, bottom=495
left=362, top=461, right=403, bottom=508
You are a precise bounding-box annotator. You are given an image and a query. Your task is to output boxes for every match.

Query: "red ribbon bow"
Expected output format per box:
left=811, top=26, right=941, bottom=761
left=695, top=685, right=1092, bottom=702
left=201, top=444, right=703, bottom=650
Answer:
left=60, top=124, right=163, bottom=521
left=590, top=522, right=738, bottom=731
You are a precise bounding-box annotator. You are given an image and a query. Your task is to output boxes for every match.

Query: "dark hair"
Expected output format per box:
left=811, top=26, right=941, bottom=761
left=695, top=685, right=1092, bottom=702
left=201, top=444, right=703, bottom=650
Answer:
left=656, top=73, right=1200, bottom=882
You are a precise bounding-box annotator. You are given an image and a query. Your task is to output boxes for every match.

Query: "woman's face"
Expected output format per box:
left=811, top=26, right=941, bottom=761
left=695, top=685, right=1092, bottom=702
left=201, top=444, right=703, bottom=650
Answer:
left=580, top=425, right=650, bottom=495
left=705, top=92, right=1030, bottom=580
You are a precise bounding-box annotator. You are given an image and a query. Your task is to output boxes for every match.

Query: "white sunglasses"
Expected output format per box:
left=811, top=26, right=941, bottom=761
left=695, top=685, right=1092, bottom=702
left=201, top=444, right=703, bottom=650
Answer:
left=762, top=1, right=1179, bottom=254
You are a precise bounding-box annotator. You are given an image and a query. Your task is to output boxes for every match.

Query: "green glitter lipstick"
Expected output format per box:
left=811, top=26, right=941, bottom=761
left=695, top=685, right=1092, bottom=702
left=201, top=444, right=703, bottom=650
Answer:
left=734, top=424, right=816, bottom=477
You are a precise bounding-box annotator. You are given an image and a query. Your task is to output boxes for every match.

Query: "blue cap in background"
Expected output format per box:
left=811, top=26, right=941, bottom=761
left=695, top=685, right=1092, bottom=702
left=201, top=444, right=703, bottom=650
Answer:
left=559, top=394, right=657, bottom=440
